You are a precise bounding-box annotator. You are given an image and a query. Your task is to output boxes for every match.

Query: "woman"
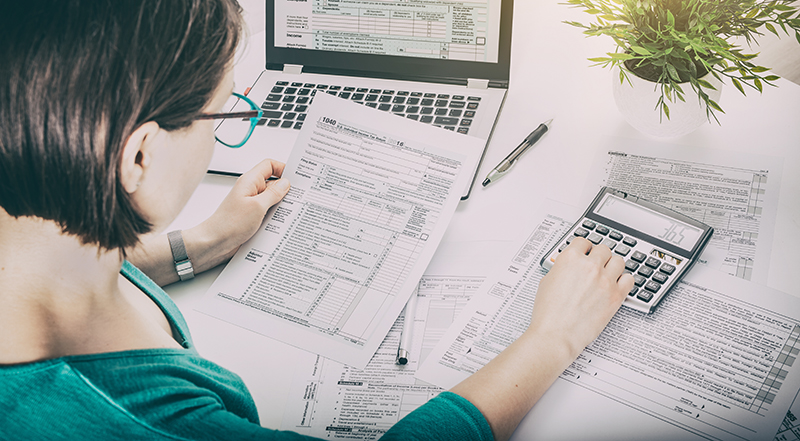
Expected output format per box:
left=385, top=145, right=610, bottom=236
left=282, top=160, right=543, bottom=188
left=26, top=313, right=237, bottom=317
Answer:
left=0, top=1, right=633, bottom=440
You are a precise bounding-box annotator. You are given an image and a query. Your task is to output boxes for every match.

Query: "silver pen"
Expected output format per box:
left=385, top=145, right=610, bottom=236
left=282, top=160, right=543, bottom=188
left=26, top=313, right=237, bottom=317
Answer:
left=482, top=118, right=553, bottom=187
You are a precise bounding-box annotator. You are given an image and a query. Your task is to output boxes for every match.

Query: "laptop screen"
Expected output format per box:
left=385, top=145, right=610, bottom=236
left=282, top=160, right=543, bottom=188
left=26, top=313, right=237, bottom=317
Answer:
left=274, top=1, right=502, bottom=63
left=266, top=0, right=513, bottom=86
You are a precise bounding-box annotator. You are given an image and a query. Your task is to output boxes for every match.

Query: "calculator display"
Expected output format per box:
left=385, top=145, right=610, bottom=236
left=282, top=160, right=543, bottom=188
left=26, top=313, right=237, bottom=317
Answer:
left=593, top=194, right=704, bottom=252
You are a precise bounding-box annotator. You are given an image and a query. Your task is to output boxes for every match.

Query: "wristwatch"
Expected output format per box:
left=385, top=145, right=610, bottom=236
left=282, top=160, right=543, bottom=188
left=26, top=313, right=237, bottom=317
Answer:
left=167, top=230, right=195, bottom=281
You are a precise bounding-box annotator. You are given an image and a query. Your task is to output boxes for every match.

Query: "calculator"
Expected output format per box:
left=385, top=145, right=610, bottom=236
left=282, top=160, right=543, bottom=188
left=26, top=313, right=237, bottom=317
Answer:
left=540, top=187, right=714, bottom=313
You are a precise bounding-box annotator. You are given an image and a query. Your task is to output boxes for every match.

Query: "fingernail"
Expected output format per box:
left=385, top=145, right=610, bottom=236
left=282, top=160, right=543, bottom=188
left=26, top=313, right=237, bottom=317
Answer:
left=273, top=178, right=290, bottom=191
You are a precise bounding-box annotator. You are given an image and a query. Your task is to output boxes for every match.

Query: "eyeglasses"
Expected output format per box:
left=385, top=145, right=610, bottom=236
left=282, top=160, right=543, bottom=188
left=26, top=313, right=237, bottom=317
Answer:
left=196, top=92, right=262, bottom=148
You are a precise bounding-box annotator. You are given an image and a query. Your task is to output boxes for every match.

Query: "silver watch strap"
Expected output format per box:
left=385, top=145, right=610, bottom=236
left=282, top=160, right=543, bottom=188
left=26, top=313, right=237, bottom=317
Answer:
left=167, top=230, right=194, bottom=281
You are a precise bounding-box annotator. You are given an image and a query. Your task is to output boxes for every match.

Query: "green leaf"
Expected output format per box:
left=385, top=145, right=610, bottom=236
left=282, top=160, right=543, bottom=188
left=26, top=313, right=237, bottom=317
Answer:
left=608, top=52, right=636, bottom=60
left=667, top=10, right=675, bottom=27
left=750, top=66, right=770, bottom=73
left=707, top=99, right=725, bottom=113
left=754, top=78, right=763, bottom=92
left=764, top=75, right=781, bottom=81
left=588, top=57, right=612, bottom=62
left=731, top=77, right=746, bottom=95
left=796, top=31, right=800, bottom=45
left=765, top=22, right=779, bottom=36
left=630, top=45, right=652, bottom=55
left=662, top=102, right=671, bottom=120
left=666, top=63, right=681, bottom=81
left=697, top=79, right=716, bottom=90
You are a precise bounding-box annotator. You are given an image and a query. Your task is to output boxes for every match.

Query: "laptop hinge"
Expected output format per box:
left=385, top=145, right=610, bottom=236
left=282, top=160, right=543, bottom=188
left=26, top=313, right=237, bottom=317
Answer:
left=283, top=64, right=303, bottom=75
left=467, top=78, right=490, bottom=89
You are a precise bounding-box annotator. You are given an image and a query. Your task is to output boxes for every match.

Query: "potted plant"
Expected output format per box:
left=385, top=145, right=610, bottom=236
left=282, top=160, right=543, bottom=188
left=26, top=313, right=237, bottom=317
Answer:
left=564, top=0, right=800, bottom=137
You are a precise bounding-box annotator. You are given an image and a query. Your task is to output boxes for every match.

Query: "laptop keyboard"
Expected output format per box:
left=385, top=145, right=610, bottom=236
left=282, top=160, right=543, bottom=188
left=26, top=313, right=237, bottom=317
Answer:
left=256, top=81, right=481, bottom=135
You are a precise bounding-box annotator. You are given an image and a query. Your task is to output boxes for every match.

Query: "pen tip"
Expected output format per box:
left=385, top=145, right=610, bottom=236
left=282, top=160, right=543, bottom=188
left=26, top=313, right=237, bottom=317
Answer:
left=544, top=118, right=553, bottom=127
left=482, top=178, right=490, bottom=187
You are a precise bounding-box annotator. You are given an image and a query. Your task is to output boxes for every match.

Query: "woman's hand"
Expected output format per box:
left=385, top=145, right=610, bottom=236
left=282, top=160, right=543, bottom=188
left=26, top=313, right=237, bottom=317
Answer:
left=127, top=159, right=291, bottom=285
left=187, top=158, right=291, bottom=271
left=449, top=238, right=633, bottom=441
left=529, top=237, right=634, bottom=359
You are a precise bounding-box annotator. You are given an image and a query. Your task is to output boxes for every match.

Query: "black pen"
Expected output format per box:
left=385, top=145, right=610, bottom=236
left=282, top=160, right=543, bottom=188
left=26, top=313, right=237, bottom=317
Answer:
left=482, top=118, right=553, bottom=187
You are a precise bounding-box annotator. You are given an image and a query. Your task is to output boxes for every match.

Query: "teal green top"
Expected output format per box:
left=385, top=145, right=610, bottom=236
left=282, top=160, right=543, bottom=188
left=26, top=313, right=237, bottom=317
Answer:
left=0, top=261, right=493, bottom=441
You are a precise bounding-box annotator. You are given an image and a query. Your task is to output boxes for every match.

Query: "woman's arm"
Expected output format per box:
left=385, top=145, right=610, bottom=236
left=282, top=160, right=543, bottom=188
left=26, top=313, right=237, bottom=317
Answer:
left=127, top=159, right=291, bottom=286
left=449, top=238, right=634, bottom=441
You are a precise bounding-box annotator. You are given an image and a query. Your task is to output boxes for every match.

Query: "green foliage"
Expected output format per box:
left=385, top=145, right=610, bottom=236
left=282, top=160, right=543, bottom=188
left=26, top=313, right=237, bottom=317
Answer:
left=564, top=0, right=800, bottom=122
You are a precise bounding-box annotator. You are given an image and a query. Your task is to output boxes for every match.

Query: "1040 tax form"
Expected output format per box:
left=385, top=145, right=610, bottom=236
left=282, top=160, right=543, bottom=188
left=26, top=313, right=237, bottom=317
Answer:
left=196, top=93, right=481, bottom=369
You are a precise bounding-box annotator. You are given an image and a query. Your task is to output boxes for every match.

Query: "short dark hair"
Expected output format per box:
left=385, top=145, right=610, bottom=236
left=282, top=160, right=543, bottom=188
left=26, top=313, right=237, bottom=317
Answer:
left=0, top=0, right=243, bottom=250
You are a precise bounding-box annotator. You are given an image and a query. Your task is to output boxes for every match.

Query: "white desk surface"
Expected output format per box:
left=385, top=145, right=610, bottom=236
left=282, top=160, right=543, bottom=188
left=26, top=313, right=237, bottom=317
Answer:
left=164, top=1, right=800, bottom=432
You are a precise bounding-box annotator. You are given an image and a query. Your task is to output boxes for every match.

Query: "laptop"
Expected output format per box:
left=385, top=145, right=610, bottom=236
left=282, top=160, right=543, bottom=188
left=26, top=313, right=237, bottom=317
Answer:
left=210, top=0, right=514, bottom=199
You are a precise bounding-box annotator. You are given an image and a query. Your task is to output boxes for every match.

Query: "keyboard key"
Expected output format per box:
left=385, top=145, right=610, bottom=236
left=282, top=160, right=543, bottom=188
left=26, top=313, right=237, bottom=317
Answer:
left=437, top=94, right=450, bottom=99
left=410, top=92, right=422, bottom=97
left=660, top=263, right=676, bottom=275
left=573, top=227, right=589, bottom=238
left=434, top=116, right=459, bottom=125
left=637, top=290, right=654, bottom=302
left=420, top=107, right=434, bottom=115
left=369, top=88, right=381, bottom=93
left=295, top=105, right=308, bottom=112
left=392, top=105, right=405, bottom=112
left=652, top=272, right=668, bottom=284
left=449, top=101, right=466, bottom=109
left=407, top=97, right=420, bottom=105
left=396, top=91, right=409, bottom=96
left=276, top=81, right=288, bottom=86
left=421, top=98, right=434, bottom=106
left=625, top=260, right=639, bottom=272
left=420, top=115, right=434, bottom=123
left=366, top=102, right=378, bottom=108
left=633, top=275, right=646, bottom=286
left=615, top=244, right=631, bottom=256
left=464, top=110, right=476, bottom=118
left=365, top=94, right=379, bottom=102
left=267, top=119, right=281, bottom=127
left=457, top=127, right=469, bottom=134
left=378, top=104, right=391, bottom=111
left=645, top=257, right=661, bottom=269
left=596, top=225, right=609, bottom=235
left=298, top=88, right=311, bottom=96
left=423, top=93, right=436, bottom=98
left=351, top=93, right=365, bottom=101
left=460, top=119, right=472, bottom=126
left=449, top=109, right=463, bottom=117
left=609, top=231, right=623, bottom=241
left=631, top=251, right=646, bottom=263
left=282, top=95, right=295, bottom=103
left=344, top=86, right=355, bottom=91
left=297, top=114, right=306, bottom=121
left=271, top=86, right=284, bottom=93
left=587, top=233, right=603, bottom=244
left=316, top=85, right=328, bottom=89
left=467, top=102, right=479, bottom=110
left=453, top=95, right=465, bottom=100
left=291, top=82, right=303, bottom=87
left=280, top=120, right=293, bottom=128
left=382, top=89, right=394, bottom=94
left=356, top=88, right=368, bottom=93
left=280, top=104, right=294, bottom=111
left=284, top=87, right=297, bottom=94
left=582, top=219, right=596, bottom=230
left=338, top=92, right=351, bottom=99
left=468, top=96, right=481, bottom=101
left=407, top=114, right=420, bottom=121
left=406, top=106, right=420, bottom=114
left=261, top=110, right=283, bottom=119
left=261, top=102, right=280, bottom=110
left=637, top=266, right=654, bottom=278
left=329, top=85, right=341, bottom=91
left=644, top=281, right=661, bottom=293
left=434, top=108, right=448, bottom=116
left=444, top=126, right=455, bottom=131
left=379, top=95, right=392, bottom=103
left=266, top=94, right=281, bottom=101
left=283, top=112, right=296, bottom=120
left=296, top=96, right=310, bottom=104
left=303, top=83, right=315, bottom=88
left=435, top=99, right=449, bottom=107
left=622, top=237, right=637, bottom=247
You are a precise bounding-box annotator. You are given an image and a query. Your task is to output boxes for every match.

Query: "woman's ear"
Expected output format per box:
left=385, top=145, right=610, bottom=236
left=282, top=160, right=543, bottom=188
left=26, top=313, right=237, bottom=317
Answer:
left=119, top=121, right=161, bottom=193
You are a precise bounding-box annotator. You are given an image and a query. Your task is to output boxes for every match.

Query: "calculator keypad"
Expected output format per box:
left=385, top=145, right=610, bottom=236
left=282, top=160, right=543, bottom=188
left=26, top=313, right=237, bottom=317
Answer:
left=547, top=218, right=684, bottom=309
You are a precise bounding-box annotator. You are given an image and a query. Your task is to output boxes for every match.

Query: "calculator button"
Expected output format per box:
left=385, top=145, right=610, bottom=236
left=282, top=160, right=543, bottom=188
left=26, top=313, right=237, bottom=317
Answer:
left=581, top=220, right=596, bottom=230
left=637, top=290, right=654, bottom=302
left=652, top=272, right=669, bottom=284
left=615, top=244, right=631, bottom=256
left=601, top=239, right=616, bottom=250
left=625, top=260, right=639, bottom=272
left=595, top=225, right=609, bottom=235
left=659, top=263, right=676, bottom=275
left=558, top=242, right=567, bottom=252
left=631, top=251, right=646, bottom=263
left=645, top=257, right=662, bottom=269
left=633, top=275, right=647, bottom=287
left=637, top=266, right=654, bottom=278
left=608, top=231, right=623, bottom=241
left=628, top=286, right=639, bottom=297
left=566, top=236, right=575, bottom=245
left=644, top=281, right=661, bottom=293
left=622, top=237, right=637, bottom=247
left=587, top=233, right=603, bottom=244
left=573, top=227, right=589, bottom=238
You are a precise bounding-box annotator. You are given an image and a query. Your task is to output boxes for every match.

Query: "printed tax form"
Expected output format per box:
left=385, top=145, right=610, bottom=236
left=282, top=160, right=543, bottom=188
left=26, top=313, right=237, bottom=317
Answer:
left=196, top=92, right=481, bottom=369
left=417, top=200, right=800, bottom=441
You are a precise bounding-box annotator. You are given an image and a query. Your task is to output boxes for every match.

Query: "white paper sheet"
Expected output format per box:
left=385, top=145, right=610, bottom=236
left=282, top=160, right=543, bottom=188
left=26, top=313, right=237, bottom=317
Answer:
left=196, top=92, right=482, bottom=369
left=417, top=200, right=800, bottom=441
left=586, top=138, right=782, bottom=284
left=277, top=240, right=513, bottom=439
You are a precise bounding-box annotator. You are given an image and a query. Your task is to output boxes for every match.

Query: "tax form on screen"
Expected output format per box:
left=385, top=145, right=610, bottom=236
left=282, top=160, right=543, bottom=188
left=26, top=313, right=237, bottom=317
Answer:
left=196, top=92, right=478, bottom=369
left=274, top=0, right=503, bottom=63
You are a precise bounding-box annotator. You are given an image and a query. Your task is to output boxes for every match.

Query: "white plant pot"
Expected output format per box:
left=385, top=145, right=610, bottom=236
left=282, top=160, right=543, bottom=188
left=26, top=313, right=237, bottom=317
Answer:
left=612, top=67, right=723, bottom=138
